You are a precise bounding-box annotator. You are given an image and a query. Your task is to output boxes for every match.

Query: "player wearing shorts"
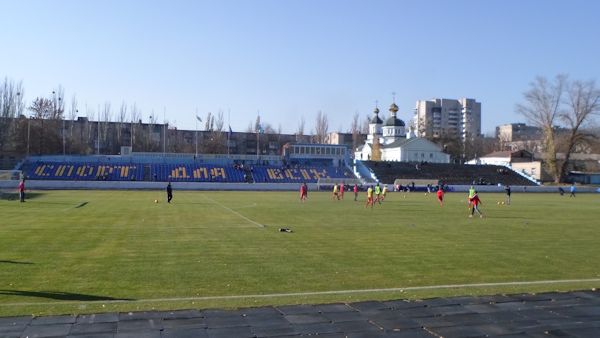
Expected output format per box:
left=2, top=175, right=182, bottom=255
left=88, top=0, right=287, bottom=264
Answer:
left=300, top=182, right=308, bottom=202
left=436, top=187, right=444, bottom=207
left=468, top=185, right=476, bottom=209
left=469, top=191, right=483, bottom=218
left=381, top=185, right=388, bottom=201
left=353, top=184, right=358, bottom=201
left=332, top=183, right=339, bottom=200
left=374, top=183, right=381, bottom=204
left=365, top=186, right=374, bottom=208
left=339, top=182, right=345, bottom=200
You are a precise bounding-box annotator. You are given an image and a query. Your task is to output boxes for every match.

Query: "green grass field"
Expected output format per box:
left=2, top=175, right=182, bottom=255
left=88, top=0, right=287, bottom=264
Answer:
left=0, top=189, right=598, bottom=316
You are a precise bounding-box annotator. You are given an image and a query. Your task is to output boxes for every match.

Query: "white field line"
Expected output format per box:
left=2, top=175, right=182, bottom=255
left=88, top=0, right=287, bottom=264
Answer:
left=2, top=278, right=599, bottom=307
left=201, top=195, right=264, bottom=228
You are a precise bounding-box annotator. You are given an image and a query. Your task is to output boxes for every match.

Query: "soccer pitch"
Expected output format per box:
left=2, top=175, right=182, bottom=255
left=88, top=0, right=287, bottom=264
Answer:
left=0, top=190, right=598, bottom=316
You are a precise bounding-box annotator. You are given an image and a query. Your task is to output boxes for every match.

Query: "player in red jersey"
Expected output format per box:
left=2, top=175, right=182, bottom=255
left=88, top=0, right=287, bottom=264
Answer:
left=300, top=182, right=308, bottom=202
left=436, top=186, right=444, bottom=207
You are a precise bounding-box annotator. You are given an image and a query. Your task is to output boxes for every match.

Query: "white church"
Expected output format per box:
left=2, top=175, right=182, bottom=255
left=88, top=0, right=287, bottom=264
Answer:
left=355, top=101, right=450, bottom=163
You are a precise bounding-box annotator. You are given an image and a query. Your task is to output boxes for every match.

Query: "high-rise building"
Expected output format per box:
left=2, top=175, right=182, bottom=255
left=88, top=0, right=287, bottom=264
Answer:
left=412, top=98, right=481, bottom=141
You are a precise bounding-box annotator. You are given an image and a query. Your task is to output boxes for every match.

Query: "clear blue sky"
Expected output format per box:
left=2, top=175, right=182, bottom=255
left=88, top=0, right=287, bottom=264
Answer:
left=2, top=0, right=599, bottom=135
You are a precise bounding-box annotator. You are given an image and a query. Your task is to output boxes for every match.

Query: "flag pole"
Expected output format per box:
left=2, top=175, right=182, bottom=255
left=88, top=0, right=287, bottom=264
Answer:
left=227, top=109, right=231, bottom=156
left=195, top=108, right=198, bottom=158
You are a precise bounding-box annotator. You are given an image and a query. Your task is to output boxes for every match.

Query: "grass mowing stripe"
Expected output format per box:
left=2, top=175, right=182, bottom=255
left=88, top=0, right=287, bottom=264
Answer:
left=2, top=277, right=599, bottom=307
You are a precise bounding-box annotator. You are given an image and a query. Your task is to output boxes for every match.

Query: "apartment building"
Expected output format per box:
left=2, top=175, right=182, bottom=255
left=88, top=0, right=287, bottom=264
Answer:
left=413, top=98, right=481, bottom=141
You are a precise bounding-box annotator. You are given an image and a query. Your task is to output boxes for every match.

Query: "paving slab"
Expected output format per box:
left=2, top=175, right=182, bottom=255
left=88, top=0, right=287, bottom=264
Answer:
left=31, top=314, right=77, bottom=325
left=76, top=313, right=119, bottom=324
left=161, top=310, right=203, bottom=320
left=250, top=324, right=297, bottom=337
left=161, top=317, right=207, bottom=329
left=0, top=316, right=32, bottom=327
left=116, top=318, right=161, bottom=332
left=284, top=313, right=330, bottom=325
left=160, top=327, right=209, bottom=338
left=380, top=328, right=436, bottom=338
left=427, top=325, right=488, bottom=338
left=204, top=315, right=247, bottom=328
left=66, top=333, right=115, bottom=338
left=118, top=311, right=163, bottom=321
left=4, top=290, right=600, bottom=338
left=206, top=325, right=254, bottom=338
left=274, top=304, right=318, bottom=315
left=315, top=303, right=356, bottom=313
left=69, top=322, right=117, bottom=335
left=115, top=331, right=161, bottom=338
left=21, top=323, right=73, bottom=337
left=322, top=311, right=368, bottom=323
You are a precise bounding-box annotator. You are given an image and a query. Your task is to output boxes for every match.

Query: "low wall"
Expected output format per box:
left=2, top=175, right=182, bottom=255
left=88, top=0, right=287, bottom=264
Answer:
left=1, top=180, right=597, bottom=193
left=0, top=180, right=312, bottom=191
left=447, top=185, right=598, bottom=193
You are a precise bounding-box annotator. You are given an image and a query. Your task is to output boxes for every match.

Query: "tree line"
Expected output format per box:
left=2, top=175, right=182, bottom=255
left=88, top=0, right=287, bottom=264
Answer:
left=1, top=75, right=599, bottom=182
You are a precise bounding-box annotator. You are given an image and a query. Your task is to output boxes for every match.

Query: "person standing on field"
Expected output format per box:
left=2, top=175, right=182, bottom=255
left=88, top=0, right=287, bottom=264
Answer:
left=569, top=183, right=576, bottom=197
left=365, top=186, right=374, bottom=208
left=505, top=185, right=511, bottom=205
left=18, top=179, right=25, bottom=203
left=332, top=183, right=339, bottom=200
left=166, top=182, right=173, bottom=203
left=469, top=191, right=484, bottom=218
left=339, top=182, right=345, bottom=200
left=374, top=183, right=382, bottom=204
left=436, top=186, right=444, bottom=207
left=300, top=182, right=308, bottom=202
left=353, top=184, right=358, bottom=201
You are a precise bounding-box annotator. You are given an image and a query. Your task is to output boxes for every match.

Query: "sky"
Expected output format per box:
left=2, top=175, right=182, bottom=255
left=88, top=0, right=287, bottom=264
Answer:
left=2, top=0, right=600, bottom=136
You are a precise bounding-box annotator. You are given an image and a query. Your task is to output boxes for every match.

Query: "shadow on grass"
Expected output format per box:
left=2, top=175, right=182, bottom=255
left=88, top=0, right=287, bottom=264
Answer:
left=0, top=290, right=134, bottom=302
left=0, top=260, right=34, bottom=265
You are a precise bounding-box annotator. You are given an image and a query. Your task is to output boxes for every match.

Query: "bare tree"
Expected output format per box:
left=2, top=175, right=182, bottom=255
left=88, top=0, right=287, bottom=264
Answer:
left=314, top=110, right=328, bottom=143
left=130, top=103, right=141, bottom=149
left=202, top=111, right=226, bottom=154
left=350, top=112, right=361, bottom=151
left=117, top=101, right=127, bottom=145
left=28, top=97, right=59, bottom=154
left=29, top=98, right=54, bottom=119
left=204, top=112, right=214, bottom=131
left=516, top=75, right=567, bottom=183
left=557, top=79, right=600, bottom=180
left=0, top=78, right=24, bottom=152
left=214, top=110, right=224, bottom=132
left=361, top=115, right=370, bottom=134
left=297, top=116, right=305, bottom=135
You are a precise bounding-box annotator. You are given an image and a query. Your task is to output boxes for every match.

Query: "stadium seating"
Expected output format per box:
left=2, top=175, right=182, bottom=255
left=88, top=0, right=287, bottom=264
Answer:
left=363, top=161, right=537, bottom=186
left=251, top=166, right=353, bottom=183
left=22, top=159, right=355, bottom=183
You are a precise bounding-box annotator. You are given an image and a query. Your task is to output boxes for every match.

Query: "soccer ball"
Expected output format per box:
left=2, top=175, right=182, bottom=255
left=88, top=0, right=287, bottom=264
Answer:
left=501, top=201, right=505, bottom=205
left=154, top=199, right=158, bottom=203
left=497, top=201, right=501, bottom=205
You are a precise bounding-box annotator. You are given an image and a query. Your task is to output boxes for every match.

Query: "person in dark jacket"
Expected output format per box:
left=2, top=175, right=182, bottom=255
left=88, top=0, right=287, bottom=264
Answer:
left=166, top=182, right=173, bottom=203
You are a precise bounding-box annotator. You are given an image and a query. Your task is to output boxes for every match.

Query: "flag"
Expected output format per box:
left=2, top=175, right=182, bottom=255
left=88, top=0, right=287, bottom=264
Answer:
left=196, top=115, right=202, bottom=123
left=228, top=125, right=233, bottom=137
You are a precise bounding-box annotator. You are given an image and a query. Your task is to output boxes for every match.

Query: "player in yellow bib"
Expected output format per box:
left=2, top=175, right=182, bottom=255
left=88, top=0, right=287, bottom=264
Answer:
left=365, top=186, right=374, bottom=208
left=374, top=183, right=382, bottom=204
left=332, top=183, right=340, bottom=200
left=468, top=185, right=476, bottom=210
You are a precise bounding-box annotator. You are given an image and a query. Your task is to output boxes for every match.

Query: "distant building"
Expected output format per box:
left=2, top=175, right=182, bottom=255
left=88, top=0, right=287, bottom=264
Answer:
left=356, top=100, right=450, bottom=163
left=413, top=98, right=481, bottom=141
left=496, top=123, right=542, bottom=142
